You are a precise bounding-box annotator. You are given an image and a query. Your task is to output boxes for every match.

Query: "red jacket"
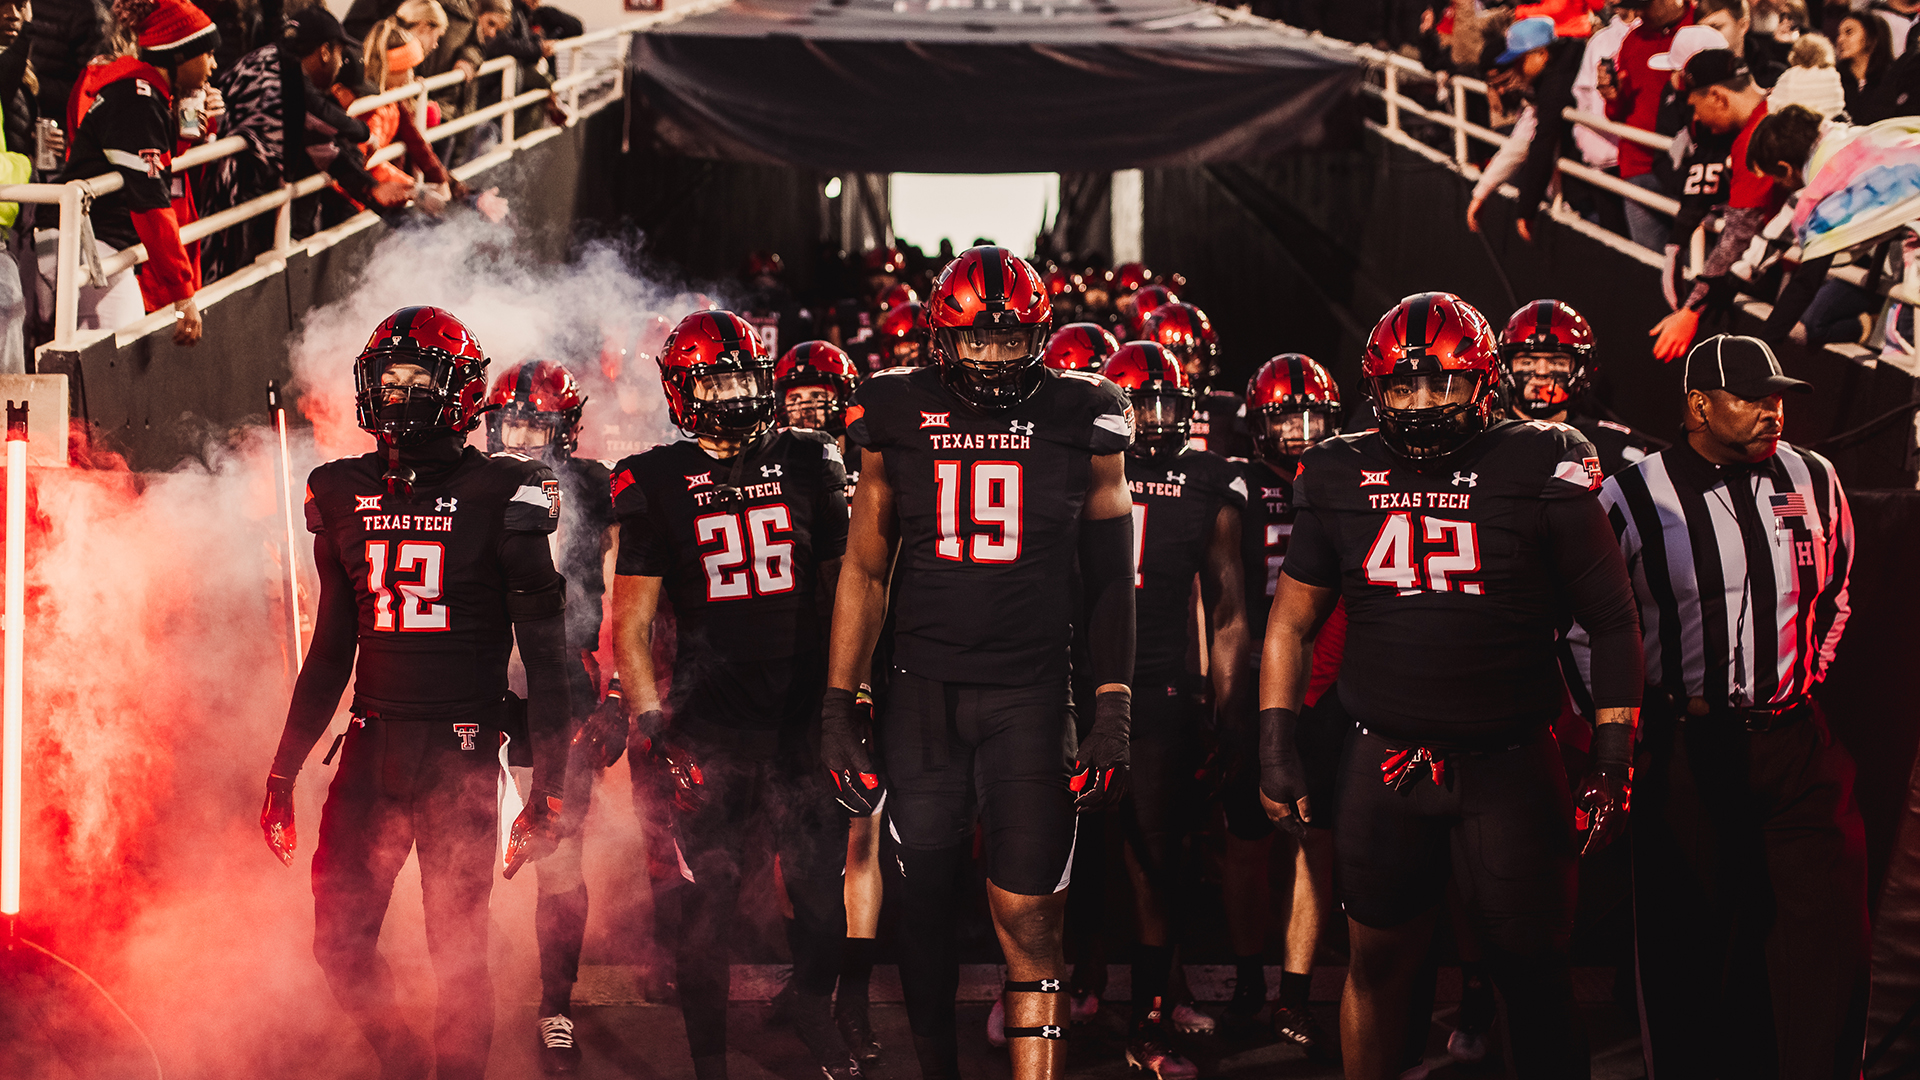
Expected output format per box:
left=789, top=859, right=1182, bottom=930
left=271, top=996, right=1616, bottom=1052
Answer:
left=67, top=56, right=198, bottom=310
left=1607, top=5, right=1695, bottom=179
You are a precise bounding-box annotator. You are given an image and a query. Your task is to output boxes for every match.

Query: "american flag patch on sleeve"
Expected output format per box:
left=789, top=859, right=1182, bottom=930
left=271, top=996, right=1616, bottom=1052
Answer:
left=1769, top=492, right=1809, bottom=518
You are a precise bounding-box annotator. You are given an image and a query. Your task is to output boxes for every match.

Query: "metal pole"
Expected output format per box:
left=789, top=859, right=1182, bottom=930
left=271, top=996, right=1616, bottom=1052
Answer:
left=1384, top=64, right=1400, bottom=133
left=273, top=186, right=292, bottom=257
left=268, top=383, right=303, bottom=676
left=52, top=186, right=81, bottom=348
left=1452, top=78, right=1468, bottom=164
left=2, top=401, right=27, bottom=919
left=499, top=62, right=517, bottom=148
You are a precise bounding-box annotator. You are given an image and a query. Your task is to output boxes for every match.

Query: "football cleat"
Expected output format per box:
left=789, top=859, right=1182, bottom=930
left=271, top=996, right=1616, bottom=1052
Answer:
left=1171, top=1003, right=1215, bottom=1035
left=538, top=1013, right=581, bottom=1075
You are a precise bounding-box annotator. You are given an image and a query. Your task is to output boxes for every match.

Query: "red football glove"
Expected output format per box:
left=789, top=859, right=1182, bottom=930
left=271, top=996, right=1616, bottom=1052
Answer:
left=504, top=791, right=563, bottom=879
left=261, top=774, right=297, bottom=866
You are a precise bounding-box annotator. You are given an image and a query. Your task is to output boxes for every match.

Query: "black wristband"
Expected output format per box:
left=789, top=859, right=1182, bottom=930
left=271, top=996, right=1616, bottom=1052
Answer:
left=1591, top=721, right=1633, bottom=773
left=1257, top=707, right=1299, bottom=766
left=1092, top=689, right=1130, bottom=736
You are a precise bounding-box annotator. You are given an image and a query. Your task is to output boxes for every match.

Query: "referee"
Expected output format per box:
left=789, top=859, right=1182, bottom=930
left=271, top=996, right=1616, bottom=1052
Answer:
left=1598, top=335, right=1866, bottom=1079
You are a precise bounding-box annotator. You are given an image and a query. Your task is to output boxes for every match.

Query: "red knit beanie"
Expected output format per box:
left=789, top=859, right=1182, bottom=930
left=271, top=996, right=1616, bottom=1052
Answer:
left=112, top=0, right=220, bottom=65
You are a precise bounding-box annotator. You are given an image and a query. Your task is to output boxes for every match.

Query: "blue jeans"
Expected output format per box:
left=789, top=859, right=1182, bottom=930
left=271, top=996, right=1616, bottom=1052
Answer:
left=1623, top=171, right=1673, bottom=252
left=1800, top=279, right=1877, bottom=345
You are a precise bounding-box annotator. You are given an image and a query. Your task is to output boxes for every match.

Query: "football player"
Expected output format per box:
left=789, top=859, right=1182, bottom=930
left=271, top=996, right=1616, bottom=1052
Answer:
left=823, top=245, right=1136, bottom=1080
left=1142, top=303, right=1247, bottom=459
left=1103, top=342, right=1250, bottom=1079
left=773, top=338, right=883, bottom=1062
left=1498, top=299, right=1659, bottom=478
left=1257, top=293, right=1643, bottom=1080
left=1043, top=322, right=1121, bottom=373
left=260, top=307, right=574, bottom=1080
left=608, top=311, right=858, bottom=1080
left=872, top=301, right=931, bottom=372
left=1219, top=354, right=1344, bottom=1055
left=483, top=360, right=623, bottom=1074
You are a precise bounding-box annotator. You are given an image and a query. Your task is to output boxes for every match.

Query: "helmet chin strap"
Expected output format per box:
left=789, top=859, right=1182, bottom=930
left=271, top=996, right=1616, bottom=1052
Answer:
left=383, top=441, right=417, bottom=498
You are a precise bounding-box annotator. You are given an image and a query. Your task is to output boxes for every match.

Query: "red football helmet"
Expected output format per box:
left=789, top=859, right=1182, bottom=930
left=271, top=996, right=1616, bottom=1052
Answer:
left=1128, top=284, right=1180, bottom=336
left=1363, top=292, right=1502, bottom=460
left=927, top=245, right=1054, bottom=411
left=354, top=306, right=492, bottom=446
left=1113, top=262, right=1152, bottom=294
left=1045, top=267, right=1082, bottom=297
left=877, top=301, right=931, bottom=368
left=485, top=359, right=587, bottom=460
left=863, top=247, right=906, bottom=275
left=744, top=250, right=784, bottom=278
left=1044, top=322, right=1121, bottom=372
left=656, top=310, right=778, bottom=440
left=1246, top=353, right=1343, bottom=464
left=1104, top=341, right=1193, bottom=455
left=1498, top=299, right=1596, bottom=419
left=877, top=282, right=919, bottom=313
left=1143, top=303, right=1220, bottom=385
left=774, top=340, right=861, bottom=433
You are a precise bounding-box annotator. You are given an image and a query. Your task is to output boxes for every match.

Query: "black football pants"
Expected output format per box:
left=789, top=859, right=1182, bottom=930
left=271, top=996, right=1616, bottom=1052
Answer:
left=669, top=736, right=850, bottom=1067
left=312, top=716, right=501, bottom=1080
left=1633, top=699, right=1870, bottom=1080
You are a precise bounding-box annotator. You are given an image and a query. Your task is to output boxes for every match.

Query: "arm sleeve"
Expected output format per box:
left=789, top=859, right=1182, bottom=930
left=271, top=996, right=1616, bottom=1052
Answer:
left=1544, top=496, right=1643, bottom=708
left=1684, top=206, right=1769, bottom=311
left=1079, top=511, right=1136, bottom=689
left=1280, top=507, right=1340, bottom=589
left=501, top=530, right=572, bottom=790
left=813, top=441, right=850, bottom=561
left=269, top=532, right=359, bottom=777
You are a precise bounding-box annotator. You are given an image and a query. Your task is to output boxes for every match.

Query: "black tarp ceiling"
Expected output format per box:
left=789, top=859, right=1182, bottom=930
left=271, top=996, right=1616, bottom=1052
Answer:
left=627, top=0, right=1363, bottom=172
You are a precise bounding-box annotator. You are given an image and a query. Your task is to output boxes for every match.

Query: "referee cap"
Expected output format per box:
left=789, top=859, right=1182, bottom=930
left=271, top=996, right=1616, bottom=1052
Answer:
left=1684, top=334, right=1812, bottom=398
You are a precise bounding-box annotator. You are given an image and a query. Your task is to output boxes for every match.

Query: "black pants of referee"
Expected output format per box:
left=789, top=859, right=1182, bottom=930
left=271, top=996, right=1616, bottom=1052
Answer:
left=312, top=715, right=501, bottom=1080
left=665, top=726, right=850, bottom=1079
left=1633, top=698, right=1870, bottom=1080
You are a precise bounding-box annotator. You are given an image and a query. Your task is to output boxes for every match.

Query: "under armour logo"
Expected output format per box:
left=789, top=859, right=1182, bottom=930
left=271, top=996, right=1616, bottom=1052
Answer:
left=355, top=495, right=382, bottom=511
left=686, top=472, right=712, bottom=490
left=452, top=723, right=480, bottom=751
left=1360, top=470, right=1391, bottom=487
left=761, top=464, right=783, bottom=478
left=1039, top=979, right=1061, bottom=992
left=1165, top=472, right=1186, bottom=485
left=1041, top=1026, right=1062, bottom=1039
left=1010, top=420, right=1035, bottom=436
left=1452, top=471, right=1478, bottom=488
left=435, top=497, right=458, bottom=512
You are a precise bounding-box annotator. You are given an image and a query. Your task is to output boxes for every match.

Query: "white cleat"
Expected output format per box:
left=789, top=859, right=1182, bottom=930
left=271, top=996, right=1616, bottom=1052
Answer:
left=1170, top=1003, right=1215, bottom=1035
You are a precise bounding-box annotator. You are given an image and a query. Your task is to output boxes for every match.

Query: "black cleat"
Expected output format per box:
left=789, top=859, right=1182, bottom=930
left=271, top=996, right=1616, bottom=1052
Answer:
left=538, top=1013, right=581, bottom=1075
left=1223, top=976, right=1265, bottom=1028
left=836, top=1000, right=882, bottom=1064
left=1272, top=1003, right=1331, bottom=1059
left=820, top=1055, right=864, bottom=1080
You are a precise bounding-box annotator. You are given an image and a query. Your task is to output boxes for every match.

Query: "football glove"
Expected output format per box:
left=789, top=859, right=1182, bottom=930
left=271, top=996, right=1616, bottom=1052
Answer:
left=1069, top=691, right=1131, bottom=813
left=504, top=791, right=563, bottom=879
left=821, top=687, right=884, bottom=816
left=1258, top=707, right=1311, bottom=838
left=261, top=773, right=297, bottom=866
left=1575, top=722, right=1634, bottom=857
left=574, top=686, right=628, bottom=769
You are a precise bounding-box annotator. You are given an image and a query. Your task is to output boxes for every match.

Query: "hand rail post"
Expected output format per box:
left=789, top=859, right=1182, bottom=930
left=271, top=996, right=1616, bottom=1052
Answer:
left=273, top=183, right=292, bottom=255
left=499, top=61, right=517, bottom=148
left=1384, top=64, right=1399, bottom=132
left=1451, top=78, right=1468, bottom=164
left=52, top=182, right=82, bottom=349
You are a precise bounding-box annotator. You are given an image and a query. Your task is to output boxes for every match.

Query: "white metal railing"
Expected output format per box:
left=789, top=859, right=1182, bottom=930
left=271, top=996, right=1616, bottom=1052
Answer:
left=23, top=1, right=731, bottom=355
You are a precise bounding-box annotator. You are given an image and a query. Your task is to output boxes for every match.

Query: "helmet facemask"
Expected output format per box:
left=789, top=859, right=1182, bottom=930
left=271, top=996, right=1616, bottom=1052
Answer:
left=486, top=404, right=573, bottom=462
left=934, top=323, right=1049, bottom=412
left=1128, top=386, right=1194, bottom=458
left=1503, top=351, right=1584, bottom=419
left=1370, top=371, right=1494, bottom=460
left=780, top=380, right=841, bottom=434
left=356, top=351, right=482, bottom=447
left=680, top=361, right=777, bottom=440
left=1252, top=404, right=1338, bottom=465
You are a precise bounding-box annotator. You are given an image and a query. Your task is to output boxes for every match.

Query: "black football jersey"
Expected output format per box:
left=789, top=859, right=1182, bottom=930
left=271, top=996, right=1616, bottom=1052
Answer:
left=847, top=365, right=1133, bottom=686
left=611, top=431, right=848, bottom=726
left=1129, top=448, right=1246, bottom=680
left=1567, top=413, right=1656, bottom=479
left=1235, top=456, right=1301, bottom=644
left=304, top=446, right=562, bottom=718
left=555, top=455, right=615, bottom=653
left=1283, top=419, right=1605, bottom=744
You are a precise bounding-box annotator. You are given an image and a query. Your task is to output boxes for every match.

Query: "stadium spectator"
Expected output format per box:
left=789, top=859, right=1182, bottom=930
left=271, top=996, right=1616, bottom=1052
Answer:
left=523, top=0, right=581, bottom=44
left=1649, top=48, right=1784, bottom=361
left=1600, top=0, right=1696, bottom=250
left=0, top=0, right=37, bottom=371
left=1877, top=0, right=1920, bottom=56
left=332, top=19, right=463, bottom=216
left=198, top=8, right=408, bottom=280
left=1698, top=0, right=1789, bottom=84
left=1493, top=18, right=1586, bottom=241
left=23, top=0, right=104, bottom=129
left=1769, top=31, right=1846, bottom=117
left=1835, top=12, right=1893, bottom=114
left=464, top=0, right=565, bottom=161
left=50, top=0, right=221, bottom=346
left=1757, top=0, right=1809, bottom=40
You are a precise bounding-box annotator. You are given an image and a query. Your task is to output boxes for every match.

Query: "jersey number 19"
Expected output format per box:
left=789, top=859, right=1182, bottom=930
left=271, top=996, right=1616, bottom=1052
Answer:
left=934, top=460, right=1023, bottom=563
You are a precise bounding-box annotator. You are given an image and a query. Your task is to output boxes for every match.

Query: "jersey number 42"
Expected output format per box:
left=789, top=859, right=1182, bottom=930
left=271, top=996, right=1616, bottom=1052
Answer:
left=1362, top=513, right=1483, bottom=596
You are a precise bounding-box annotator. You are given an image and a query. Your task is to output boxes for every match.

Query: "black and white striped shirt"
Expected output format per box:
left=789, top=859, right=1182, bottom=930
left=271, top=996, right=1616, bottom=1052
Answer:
left=1593, top=438, right=1851, bottom=709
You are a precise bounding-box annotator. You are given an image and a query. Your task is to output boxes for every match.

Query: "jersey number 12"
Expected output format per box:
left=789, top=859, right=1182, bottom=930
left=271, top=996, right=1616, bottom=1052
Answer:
left=366, top=540, right=449, bottom=632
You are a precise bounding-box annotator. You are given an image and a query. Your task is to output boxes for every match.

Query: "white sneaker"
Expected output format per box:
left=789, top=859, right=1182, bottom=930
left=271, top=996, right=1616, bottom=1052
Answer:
left=1170, top=1003, right=1214, bottom=1035
left=987, top=995, right=1007, bottom=1049
left=1447, top=1027, right=1487, bottom=1063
